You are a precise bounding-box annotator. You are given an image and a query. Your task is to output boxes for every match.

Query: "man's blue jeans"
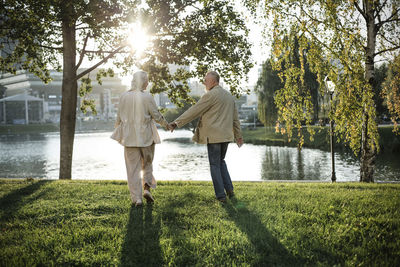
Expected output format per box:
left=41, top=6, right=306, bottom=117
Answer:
left=207, top=142, right=233, bottom=199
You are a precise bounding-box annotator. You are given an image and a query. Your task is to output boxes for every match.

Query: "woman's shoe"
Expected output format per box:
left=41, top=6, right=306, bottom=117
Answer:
left=135, top=200, right=143, bottom=207
left=144, top=190, right=154, bottom=203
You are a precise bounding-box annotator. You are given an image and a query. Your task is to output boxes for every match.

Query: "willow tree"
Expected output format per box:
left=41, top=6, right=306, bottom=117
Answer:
left=256, top=59, right=281, bottom=126
left=1, top=0, right=252, bottom=179
left=247, top=0, right=400, bottom=182
left=382, top=54, right=400, bottom=129
left=256, top=36, right=319, bottom=127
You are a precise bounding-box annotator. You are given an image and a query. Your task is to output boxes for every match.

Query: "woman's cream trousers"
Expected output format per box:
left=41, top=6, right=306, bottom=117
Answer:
left=124, top=144, right=157, bottom=203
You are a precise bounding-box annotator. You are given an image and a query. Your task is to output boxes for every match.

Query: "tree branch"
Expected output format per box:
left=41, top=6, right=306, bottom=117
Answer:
left=374, top=0, right=388, bottom=18
left=38, top=44, right=63, bottom=51
left=379, top=18, right=400, bottom=26
left=376, top=6, right=382, bottom=30
left=374, top=45, right=400, bottom=56
left=377, top=31, right=399, bottom=47
left=377, top=7, right=400, bottom=27
left=83, top=50, right=129, bottom=54
left=75, top=33, right=90, bottom=71
left=154, top=31, right=186, bottom=37
left=354, top=1, right=367, bottom=21
left=76, top=26, right=92, bottom=30
left=171, top=0, right=199, bottom=17
left=297, top=4, right=325, bottom=24
left=75, top=45, right=127, bottom=81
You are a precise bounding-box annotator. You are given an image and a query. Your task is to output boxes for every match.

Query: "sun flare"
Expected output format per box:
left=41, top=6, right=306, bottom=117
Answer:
left=127, top=22, right=150, bottom=56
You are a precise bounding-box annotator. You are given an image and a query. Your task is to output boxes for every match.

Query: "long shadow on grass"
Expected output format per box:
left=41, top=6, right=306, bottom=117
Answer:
left=120, top=205, right=162, bottom=266
left=0, top=180, right=50, bottom=222
left=224, top=198, right=306, bottom=266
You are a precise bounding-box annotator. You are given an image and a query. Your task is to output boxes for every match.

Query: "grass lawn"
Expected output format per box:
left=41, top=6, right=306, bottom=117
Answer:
left=1, top=179, right=399, bottom=266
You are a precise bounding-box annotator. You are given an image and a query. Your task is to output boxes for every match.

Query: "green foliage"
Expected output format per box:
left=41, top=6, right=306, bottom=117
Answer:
left=256, top=60, right=281, bottom=126
left=256, top=34, right=320, bottom=139
left=373, top=63, right=389, bottom=119
left=78, top=68, right=115, bottom=115
left=0, top=0, right=253, bottom=104
left=1, top=179, right=399, bottom=266
left=0, top=0, right=131, bottom=82
left=271, top=31, right=318, bottom=145
left=382, top=54, right=400, bottom=132
left=247, top=0, right=400, bottom=160
left=137, top=0, right=254, bottom=102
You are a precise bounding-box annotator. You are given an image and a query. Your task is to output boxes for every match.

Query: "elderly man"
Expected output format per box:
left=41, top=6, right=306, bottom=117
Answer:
left=111, top=70, right=170, bottom=207
left=170, top=71, right=243, bottom=202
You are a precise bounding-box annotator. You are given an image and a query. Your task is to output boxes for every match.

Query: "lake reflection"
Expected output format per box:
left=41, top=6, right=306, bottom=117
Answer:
left=0, top=130, right=399, bottom=181
left=261, top=147, right=360, bottom=181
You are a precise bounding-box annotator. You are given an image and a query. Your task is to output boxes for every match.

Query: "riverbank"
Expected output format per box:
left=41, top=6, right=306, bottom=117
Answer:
left=242, top=126, right=400, bottom=153
left=1, top=179, right=399, bottom=266
left=0, top=120, right=115, bottom=134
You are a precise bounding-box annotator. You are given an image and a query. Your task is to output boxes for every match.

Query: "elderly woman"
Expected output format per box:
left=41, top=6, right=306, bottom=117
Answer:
left=111, top=70, right=169, bottom=206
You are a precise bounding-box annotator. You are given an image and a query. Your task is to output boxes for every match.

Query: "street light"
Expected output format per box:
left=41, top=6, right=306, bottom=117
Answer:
left=253, top=107, right=256, bottom=129
left=325, top=76, right=336, bottom=182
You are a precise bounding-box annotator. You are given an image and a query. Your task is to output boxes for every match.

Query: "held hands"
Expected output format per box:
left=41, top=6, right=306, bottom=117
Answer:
left=236, top=138, right=243, bottom=148
left=168, top=122, right=177, bottom=132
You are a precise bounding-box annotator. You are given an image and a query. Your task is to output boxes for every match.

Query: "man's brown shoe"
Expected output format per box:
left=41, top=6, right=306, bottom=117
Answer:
left=218, top=197, right=227, bottom=203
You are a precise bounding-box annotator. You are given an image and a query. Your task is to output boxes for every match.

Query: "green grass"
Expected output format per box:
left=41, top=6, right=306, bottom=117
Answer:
left=1, top=179, right=399, bottom=266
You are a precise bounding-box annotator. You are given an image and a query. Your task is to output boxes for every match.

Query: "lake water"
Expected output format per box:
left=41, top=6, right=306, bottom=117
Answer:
left=0, top=130, right=399, bottom=182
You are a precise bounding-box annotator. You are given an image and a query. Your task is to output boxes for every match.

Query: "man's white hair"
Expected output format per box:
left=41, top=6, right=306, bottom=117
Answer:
left=131, top=71, right=148, bottom=90
left=207, top=71, right=220, bottom=83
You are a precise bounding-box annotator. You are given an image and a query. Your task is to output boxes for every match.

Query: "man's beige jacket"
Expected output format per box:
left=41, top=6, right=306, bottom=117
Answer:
left=111, top=88, right=168, bottom=147
left=175, top=85, right=242, bottom=144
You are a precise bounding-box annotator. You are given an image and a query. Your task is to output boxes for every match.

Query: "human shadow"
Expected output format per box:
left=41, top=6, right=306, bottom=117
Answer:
left=155, top=191, right=200, bottom=266
left=224, top=198, right=306, bottom=266
left=0, top=179, right=50, bottom=223
left=120, top=205, right=162, bottom=266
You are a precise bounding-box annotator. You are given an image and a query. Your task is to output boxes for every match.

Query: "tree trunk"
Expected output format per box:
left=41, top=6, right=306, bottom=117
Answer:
left=59, top=5, right=77, bottom=179
left=360, top=1, right=377, bottom=182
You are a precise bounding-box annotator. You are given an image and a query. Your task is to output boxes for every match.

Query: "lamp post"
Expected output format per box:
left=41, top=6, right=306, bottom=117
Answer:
left=253, top=107, right=256, bottom=129
left=325, top=76, right=336, bottom=182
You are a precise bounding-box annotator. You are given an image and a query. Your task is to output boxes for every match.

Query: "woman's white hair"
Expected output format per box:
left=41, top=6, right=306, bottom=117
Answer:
left=131, top=71, right=148, bottom=90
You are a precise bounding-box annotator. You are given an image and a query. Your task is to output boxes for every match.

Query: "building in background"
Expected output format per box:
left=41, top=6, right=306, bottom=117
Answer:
left=0, top=69, right=127, bottom=124
left=0, top=94, right=44, bottom=124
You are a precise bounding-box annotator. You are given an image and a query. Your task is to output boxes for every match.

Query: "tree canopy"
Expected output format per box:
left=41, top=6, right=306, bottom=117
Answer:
left=246, top=0, right=400, bottom=182
left=0, top=0, right=253, bottom=179
left=256, top=35, right=320, bottom=132
left=256, top=59, right=281, bottom=127
left=1, top=0, right=253, bottom=101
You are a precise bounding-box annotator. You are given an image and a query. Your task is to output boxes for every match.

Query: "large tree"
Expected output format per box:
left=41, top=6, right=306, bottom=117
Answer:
left=256, top=59, right=281, bottom=126
left=256, top=35, right=319, bottom=128
left=1, top=0, right=253, bottom=179
left=247, top=0, right=400, bottom=182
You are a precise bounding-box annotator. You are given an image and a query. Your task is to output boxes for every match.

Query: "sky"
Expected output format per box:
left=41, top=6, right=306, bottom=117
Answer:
left=245, top=18, right=269, bottom=85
